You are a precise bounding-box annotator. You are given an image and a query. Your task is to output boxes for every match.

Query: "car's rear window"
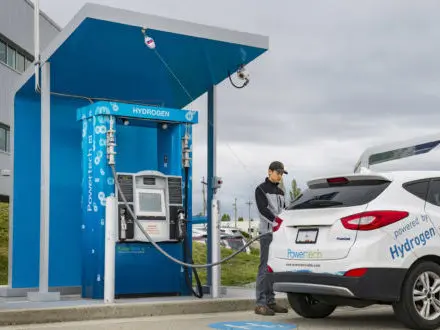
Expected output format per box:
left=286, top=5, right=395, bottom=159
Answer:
left=287, top=180, right=391, bottom=210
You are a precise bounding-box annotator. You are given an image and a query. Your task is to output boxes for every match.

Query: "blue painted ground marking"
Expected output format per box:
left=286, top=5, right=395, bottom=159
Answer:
left=209, top=321, right=297, bottom=329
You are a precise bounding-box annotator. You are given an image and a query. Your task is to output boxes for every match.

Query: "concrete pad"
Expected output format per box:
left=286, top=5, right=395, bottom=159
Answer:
left=0, top=288, right=288, bottom=326
left=27, top=292, right=61, bottom=302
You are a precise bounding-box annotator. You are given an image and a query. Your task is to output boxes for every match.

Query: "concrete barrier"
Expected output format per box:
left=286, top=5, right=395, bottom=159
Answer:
left=0, top=297, right=289, bottom=326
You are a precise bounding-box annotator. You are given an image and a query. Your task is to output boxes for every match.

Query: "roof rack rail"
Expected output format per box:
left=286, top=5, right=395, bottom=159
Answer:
left=354, top=133, right=440, bottom=173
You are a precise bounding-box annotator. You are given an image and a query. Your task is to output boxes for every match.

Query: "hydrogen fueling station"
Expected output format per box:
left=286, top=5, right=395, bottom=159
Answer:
left=1, top=2, right=269, bottom=304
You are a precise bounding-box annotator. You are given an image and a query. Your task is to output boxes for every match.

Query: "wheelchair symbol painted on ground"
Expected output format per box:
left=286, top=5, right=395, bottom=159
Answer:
left=209, top=321, right=297, bottom=329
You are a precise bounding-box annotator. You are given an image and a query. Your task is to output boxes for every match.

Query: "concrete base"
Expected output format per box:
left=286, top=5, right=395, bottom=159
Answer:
left=27, top=291, right=61, bottom=302
left=0, top=285, right=81, bottom=297
left=0, top=292, right=288, bottom=326
left=202, top=285, right=228, bottom=295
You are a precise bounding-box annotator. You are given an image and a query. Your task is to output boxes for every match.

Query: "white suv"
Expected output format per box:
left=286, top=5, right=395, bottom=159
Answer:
left=268, top=170, right=440, bottom=330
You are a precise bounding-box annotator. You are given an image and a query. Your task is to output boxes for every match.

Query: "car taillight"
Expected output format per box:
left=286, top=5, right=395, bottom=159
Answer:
left=344, top=268, right=367, bottom=277
left=341, top=210, right=409, bottom=231
left=267, top=265, right=273, bottom=273
left=327, top=177, right=348, bottom=184
left=273, top=217, right=283, bottom=232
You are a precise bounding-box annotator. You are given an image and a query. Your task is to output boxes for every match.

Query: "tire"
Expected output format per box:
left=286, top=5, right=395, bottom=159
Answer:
left=393, top=261, right=440, bottom=330
left=287, top=293, right=336, bottom=319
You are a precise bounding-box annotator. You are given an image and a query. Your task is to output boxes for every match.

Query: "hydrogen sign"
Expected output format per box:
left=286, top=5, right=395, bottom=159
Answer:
left=209, top=321, right=297, bottom=329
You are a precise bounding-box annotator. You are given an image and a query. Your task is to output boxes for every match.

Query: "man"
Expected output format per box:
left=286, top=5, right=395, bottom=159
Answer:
left=254, top=161, right=289, bottom=316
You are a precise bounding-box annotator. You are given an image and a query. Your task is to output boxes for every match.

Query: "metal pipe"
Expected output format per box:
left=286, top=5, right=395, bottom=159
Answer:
left=211, top=199, right=220, bottom=298
left=34, top=0, right=40, bottom=92
left=206, top=85, right=216, bottom=288
left=104, top=196, right=117, bottom=304
left=39, top=61, right=50, bottom=293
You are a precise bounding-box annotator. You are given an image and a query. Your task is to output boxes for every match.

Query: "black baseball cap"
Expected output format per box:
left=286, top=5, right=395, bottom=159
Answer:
left=269, top=161, right=288, bottom=174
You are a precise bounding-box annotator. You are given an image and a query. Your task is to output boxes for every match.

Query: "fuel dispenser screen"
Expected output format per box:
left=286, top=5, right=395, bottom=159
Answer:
left=139, top=192, right=162, bottom=213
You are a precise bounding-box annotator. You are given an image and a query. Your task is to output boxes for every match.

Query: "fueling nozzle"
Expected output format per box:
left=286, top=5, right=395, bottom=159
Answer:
left=177, top=209, right=186, bottom=241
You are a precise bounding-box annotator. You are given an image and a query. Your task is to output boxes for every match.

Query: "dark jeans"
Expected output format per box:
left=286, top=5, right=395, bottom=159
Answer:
left=256, top=233, right=275, bottom=306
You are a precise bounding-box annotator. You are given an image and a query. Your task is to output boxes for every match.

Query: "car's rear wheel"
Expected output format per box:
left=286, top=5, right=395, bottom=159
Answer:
left=393, top=261, right=440, bottom=330
left=287, top=293, right=336, bottom=318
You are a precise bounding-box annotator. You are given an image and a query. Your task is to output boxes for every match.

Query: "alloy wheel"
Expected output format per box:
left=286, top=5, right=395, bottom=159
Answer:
left=413, top=271, right=440, bottom=320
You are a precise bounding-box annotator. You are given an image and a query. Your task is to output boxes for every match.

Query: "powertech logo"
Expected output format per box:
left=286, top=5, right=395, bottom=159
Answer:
left=389, top=227, right=436, bottom=259
left=287, top=249, right=323, bottom=259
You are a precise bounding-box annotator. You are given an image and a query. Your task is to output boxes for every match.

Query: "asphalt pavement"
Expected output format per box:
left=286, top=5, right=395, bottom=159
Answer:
left=0, top=305, right=408, bottom=330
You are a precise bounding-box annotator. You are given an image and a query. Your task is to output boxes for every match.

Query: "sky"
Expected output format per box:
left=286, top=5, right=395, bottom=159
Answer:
left=35, top=0, right=440, bottom=220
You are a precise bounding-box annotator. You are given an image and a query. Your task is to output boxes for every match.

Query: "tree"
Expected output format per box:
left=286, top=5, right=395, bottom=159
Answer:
left=238, top=217, right=244, bottom=222
left=221, top=214, right=231, bottom=222
left=278, top=177, right=286, bottom=193
left=289, top=179, right=302, bottom=201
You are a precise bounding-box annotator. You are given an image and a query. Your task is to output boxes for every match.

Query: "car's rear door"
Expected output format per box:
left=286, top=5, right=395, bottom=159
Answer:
left=278, top=175, right=392, bottom=261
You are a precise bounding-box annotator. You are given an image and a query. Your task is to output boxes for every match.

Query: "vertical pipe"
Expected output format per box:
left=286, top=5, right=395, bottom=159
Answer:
left=104, top=196, right=116, bottom=304
left=207, top=85, right=216, bottom=288
left=39, top=61, right=50, bottom=293
left=34, top=0, right=40, bottom=91
left=211, top=199, right=220, bottom=298
left=28, top=62, right=59, bottom=301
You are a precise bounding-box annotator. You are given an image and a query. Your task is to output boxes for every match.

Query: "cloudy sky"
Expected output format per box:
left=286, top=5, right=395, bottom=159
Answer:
left=36, top=0, right=440, bottom=220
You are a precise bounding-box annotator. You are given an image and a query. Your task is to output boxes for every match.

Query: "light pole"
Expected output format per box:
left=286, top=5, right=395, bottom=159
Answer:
left=201, top=176, right=207, bottom=217
left=233, top=198, right=237, bottom=227
left=246, top=199, right=253, bottom=235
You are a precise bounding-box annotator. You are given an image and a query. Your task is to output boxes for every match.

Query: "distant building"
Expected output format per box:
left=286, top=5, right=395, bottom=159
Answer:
left=0, top=0, right=60, bottom=201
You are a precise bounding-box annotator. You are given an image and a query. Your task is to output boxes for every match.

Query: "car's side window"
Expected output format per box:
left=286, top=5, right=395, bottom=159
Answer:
left=426, top=179, right=440, bottom=207
left=403, top=180, right=430, bottom=201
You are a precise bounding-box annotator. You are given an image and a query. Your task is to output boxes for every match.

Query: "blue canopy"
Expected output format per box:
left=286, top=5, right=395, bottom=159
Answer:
left=15, top=3, right=268, bottom=108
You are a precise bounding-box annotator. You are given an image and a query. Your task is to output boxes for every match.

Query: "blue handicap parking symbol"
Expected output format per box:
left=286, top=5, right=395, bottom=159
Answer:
left=209, top=321, right=297, bottom=329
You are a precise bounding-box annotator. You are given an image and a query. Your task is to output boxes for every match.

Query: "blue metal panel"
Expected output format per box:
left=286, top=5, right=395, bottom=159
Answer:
left=157, top=123, right=180, bottom=176
left=12, top=96, right=87, bottom=288
left=115, top=124, right=158, bottom=173
left=114, top=243, right=184, bottom=296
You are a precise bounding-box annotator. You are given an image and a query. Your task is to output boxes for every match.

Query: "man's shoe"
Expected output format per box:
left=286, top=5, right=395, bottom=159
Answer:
left=268, top=303, right=288, bottom=313
left=255, top=305, right=275, bottom=316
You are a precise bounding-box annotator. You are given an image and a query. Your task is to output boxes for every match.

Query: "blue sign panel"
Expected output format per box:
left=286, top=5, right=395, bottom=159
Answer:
left=77, top=101, right=198, bottom=124
left=81, top=114, right=116, bottom=299
left=209, top=321, right=297, bottom=329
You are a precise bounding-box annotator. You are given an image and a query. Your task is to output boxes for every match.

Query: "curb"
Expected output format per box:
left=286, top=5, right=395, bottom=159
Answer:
left=0, top=297, right=289, bottom=326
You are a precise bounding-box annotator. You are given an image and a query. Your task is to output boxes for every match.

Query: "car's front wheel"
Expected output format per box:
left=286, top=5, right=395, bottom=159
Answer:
left=393, top=261, right=440, bottom=330
left=287, top=293, right=336, bottom=318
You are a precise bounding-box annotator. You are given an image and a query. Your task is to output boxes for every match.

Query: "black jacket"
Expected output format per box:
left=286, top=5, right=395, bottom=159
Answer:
left=255, top=178, right=285, bottom=234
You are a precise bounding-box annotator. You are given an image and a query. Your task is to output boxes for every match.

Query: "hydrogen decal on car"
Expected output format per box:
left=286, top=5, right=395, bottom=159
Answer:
left=287, top=248, right=323, bottom=259
left=336, top=236, right=351, bottom=241
left=389, top=227, right=436, bottom=259
left=394, top=217, right=421, bottom=239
